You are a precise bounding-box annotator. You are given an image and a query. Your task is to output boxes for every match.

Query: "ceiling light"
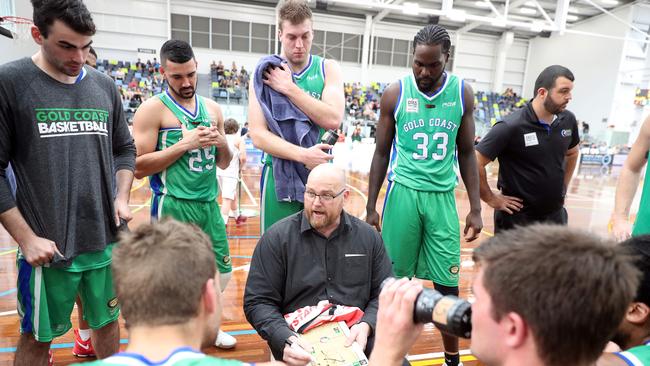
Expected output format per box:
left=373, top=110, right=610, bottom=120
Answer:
left=524, top=1, right=536, bottom=7
left=491, top=17, right=507, bottom=27
left=568, top=6, right=581, bottom=13
left=566, top=14, right=579, bottom=21
left=474, top=0, right=490, bottom=8
left=601, top=0, right=619, bottom=5
left=403, top=2, right=420, bottom=15
left=519, top=7, right=537, bottom=15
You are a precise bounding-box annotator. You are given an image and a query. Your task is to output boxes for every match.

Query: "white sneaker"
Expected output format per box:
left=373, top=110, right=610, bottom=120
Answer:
left=215, top=330, right=237, bottom=349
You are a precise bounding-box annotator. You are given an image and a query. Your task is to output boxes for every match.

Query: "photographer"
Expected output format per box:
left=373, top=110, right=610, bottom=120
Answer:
left=371, top=225, right=640, bottom=366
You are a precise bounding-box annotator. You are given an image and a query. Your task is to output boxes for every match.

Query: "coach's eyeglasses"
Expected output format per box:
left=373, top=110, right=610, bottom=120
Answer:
left=304, top=189, right=346, bottom=202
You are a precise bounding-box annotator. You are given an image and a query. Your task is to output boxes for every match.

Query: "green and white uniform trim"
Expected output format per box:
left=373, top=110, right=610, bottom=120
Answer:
left=388, top=73, right=464, bottom=192
left=260, top=54, right=327, bottom=233
left=615, top=341, right=650, bottom=366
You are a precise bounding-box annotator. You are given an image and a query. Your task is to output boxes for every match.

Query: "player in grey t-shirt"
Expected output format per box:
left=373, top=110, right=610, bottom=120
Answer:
left=0, top=1, right=135, bottom=365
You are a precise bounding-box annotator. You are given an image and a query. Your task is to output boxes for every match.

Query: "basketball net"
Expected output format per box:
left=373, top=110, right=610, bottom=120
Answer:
left=0, top=16, right=33, bottom=45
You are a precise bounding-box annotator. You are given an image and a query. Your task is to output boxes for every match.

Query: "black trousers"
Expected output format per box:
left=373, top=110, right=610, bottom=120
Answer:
left=494, top=207, right=568, bottom=234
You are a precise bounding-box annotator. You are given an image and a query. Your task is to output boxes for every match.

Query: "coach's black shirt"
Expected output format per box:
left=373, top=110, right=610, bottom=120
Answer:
left=244, top=210, right=393, bottom=360
left=476, top=102, right=579, bottom=215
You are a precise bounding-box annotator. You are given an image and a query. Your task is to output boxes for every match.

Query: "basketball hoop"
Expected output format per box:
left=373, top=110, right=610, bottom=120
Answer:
left=0, top=16, right=33, bottom=44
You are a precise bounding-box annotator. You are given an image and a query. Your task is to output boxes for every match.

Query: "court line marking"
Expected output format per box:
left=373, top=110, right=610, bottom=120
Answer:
left=0, top=288, right=16, bottom=297
left=0, top=248, right=17, bottom=256
left=130, top=177, right=148, bottom=192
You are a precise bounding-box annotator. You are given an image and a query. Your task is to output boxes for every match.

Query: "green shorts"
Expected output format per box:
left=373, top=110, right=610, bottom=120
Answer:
left=153, top=194, right=232, bottom=273
left=381, top=182, right=460, bottom=286
left=260, top=162, right=303, bottom=234
left=16, top=248, right=119, bottom=342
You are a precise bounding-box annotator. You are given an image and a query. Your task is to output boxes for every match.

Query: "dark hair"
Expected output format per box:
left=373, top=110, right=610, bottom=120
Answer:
left=533, top=65, right=574, bottom=97
left=160, top=40, right=195, bottom=66
left=88, top=46, right=97, bottom=58
left=224, top=118, right=239, bottom=135
left=473, top=224, right=640, bottom=366
left=413, top=24, right=451, bottom=53
left=31, top=0, right=95, bottom=38
left=278, top=0, right=312, bottom=30
left=620, top=235, right=650, bottom=306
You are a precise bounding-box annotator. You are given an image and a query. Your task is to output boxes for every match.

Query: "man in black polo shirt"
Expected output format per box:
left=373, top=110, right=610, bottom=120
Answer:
left=476, top=65, right=580, bottom=232
left=243, top=163, right=395, bottom=365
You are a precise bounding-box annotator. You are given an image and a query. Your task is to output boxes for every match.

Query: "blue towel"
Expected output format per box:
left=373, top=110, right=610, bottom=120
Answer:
left=254, top=55, right=320, bottom=203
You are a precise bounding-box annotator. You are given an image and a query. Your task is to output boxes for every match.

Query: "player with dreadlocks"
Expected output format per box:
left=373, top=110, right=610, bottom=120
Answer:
left=366, top=24, right=483, bottom=366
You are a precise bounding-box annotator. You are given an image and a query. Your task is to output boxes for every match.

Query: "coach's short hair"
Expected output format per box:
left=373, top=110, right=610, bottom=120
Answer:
left=31, top=0, right=95, bottom=38
left=533, top=65, right=574, bottom=97
left=278, top=0, right=312, bottom=30
left=112, top=219, right=216, bottom=327
left=473, top=224, right=640, bottom=366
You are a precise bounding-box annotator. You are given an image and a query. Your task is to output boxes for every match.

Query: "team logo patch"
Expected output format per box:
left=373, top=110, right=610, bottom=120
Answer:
left=442, top=101, right=457, bottom=108
left=406, top=98, right=419, bottom=113
left=223, top=255, right=231, bottom=264
left=524, top=132, right=539, bottom=147
left=107, top=297, right=119, bottom=309
left=561, top=129, right=572, bottom=137
left=449, top=265, right=460, bottom=275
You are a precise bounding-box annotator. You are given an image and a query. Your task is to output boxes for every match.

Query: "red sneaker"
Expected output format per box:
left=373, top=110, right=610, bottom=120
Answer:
left=72, top=329, right=95, bottom=358
left=235, top=215, right=247, bottom=225
left=48, top=349, right=53, bottom=366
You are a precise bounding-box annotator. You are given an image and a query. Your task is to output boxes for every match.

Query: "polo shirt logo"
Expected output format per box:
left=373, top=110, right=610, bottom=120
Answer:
left=561, top=129, right=572, bottom=137
left=524, top=132, right=539, bottom=147
left=406, top=98, right=419, bottom=113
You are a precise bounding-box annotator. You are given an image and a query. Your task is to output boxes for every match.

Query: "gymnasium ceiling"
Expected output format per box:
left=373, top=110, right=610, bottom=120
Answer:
left=221, top=0, right=639, bottom=38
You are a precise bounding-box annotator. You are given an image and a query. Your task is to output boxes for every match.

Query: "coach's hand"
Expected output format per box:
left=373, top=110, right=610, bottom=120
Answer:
left=300, top=144, right=333, bottom=170
left=282, top=336, right=314, bottom=366
left=21, top=235, right=63, bottom=267
left=486, top=191, right=523, bottom=214
left=366, top=209, right=381, bottom=232
left=464, top=210, right=482, bottom=242
left=345, top=322, right=370, bottom=350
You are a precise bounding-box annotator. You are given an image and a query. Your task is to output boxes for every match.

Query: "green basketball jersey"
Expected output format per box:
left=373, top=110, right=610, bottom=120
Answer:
left=150, top=91, right=219, bottom=202
left=389, top=73, right=464, bottom=192
left=633, top=160, right=650, bottom=236
left=616, top=342, right=650, bottom=365
left=75, top=348, right=248, bottom=366
left=263, top=54, right=326, bottom=165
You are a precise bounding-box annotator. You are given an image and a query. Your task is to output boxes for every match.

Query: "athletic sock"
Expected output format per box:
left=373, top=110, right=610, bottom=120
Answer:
left=444, top=352, right=459, bottom=366
left=78, top=329, right=91, bottom=341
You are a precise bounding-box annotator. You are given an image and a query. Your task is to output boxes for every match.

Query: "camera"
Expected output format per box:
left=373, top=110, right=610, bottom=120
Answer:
left=382, top=277, right=472, bottom=338
left=321, top=129, right=339, bottom=146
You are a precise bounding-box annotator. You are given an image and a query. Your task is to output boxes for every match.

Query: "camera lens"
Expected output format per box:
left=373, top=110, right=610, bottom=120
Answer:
left=381, top=277, right=472, bottom=339
left=321, top=129, right=339, bottom=145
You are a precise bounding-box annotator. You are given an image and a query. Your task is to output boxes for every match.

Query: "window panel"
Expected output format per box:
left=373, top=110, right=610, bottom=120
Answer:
left=192, top=32, right=209, bottom=48
left=191, top=16, right=209, bottom=32
left=251, top=38, right=269, bottom=53
left=212, top=34, right=229, bottom=50
left=252, top=23, right=268, bottom=38
left=375, top=51, right=391, bottom=65
left=394, top=39, right=408, bottom=53
left=212, top=18, right=229, bottom=34
left=343, top=34, right=359, bottom=48
left=232, top=21, right=249, bottom=36
left=342, top=48, right=359, bottom=63
left=326, top=47, right=341, bottom=61
left=377, top=37, right=392, bottom=52
left=392, top=53, right=407, bottom=67
left=232, top=36, right=249, bottom=52
left=171, top=30, right=189, bottom=43
left=313, top=30, right=325, bottom=44
left=326, top=32, right=342, bottom=47
left=171, top=14, right=189, bottom=30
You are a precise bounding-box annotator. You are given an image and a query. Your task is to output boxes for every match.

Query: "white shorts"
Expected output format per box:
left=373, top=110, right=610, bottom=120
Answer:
left=218, top=176, right=238, bottom=200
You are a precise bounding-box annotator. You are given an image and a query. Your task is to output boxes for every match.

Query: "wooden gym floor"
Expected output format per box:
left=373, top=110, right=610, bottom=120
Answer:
left=0, top=157, right=630, bottom=366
